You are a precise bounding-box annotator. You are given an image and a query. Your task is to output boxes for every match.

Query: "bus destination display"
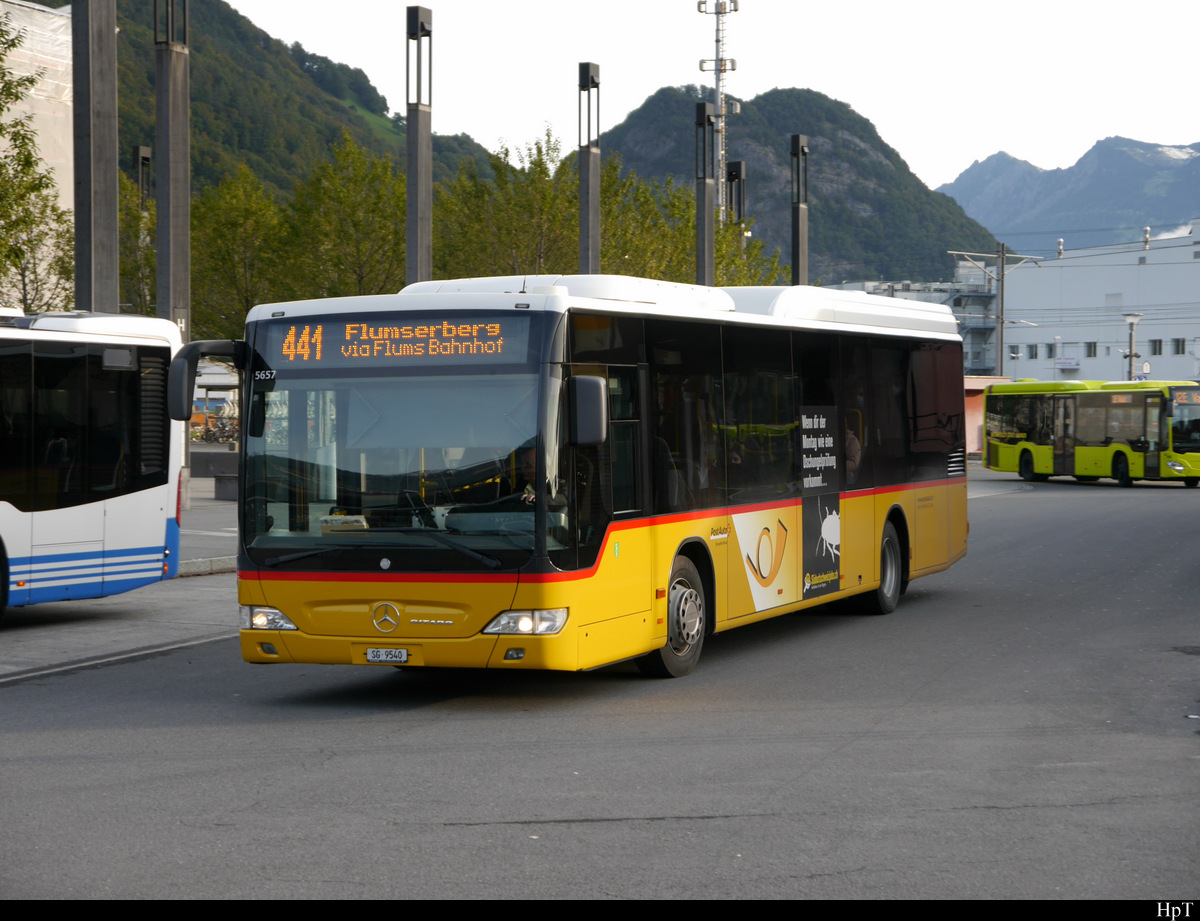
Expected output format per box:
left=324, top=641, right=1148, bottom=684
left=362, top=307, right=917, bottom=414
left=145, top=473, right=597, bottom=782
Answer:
left=265, top=314, right=531, bottom=368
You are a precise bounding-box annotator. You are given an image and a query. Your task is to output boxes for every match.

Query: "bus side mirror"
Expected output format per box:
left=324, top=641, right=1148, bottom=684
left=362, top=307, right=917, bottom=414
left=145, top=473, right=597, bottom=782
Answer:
left=167, top=340, right=247, bottom=421
left=569, top=375, right=608, bottom=446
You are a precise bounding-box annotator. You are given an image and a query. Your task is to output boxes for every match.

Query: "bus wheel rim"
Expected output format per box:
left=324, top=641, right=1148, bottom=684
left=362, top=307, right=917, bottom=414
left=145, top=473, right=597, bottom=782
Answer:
left=668, top=578, right=703, bottom=654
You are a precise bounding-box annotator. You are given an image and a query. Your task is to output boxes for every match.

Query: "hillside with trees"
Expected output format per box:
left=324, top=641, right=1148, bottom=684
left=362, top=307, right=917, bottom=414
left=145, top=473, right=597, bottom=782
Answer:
left=182, top=131, right=781, bottom=340
left=48, top=0, right=490, bottom=194
left=603, top=85, right=996, bottom=283
left=7, top=1, right=1000, bottom=325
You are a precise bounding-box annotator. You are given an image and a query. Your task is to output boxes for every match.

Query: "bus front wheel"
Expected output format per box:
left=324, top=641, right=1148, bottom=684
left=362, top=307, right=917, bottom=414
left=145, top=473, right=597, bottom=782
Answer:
left=1113, top=454, right=1133, bottom=488
left=1184, top=478, right=1198, bottom=489
left=637, top=557, right=705, bottom=678
left=1019, top=452, right=1043, bottom=482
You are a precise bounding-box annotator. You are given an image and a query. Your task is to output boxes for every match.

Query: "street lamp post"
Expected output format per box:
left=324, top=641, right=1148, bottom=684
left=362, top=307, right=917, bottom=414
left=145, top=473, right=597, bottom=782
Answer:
left=789, top=134, right=808, bottom=286
left=1123, top=313, right=1143, bottom=381
left=695, top=102, right=715, bottom=287
left=405, top=6, right=433, bottom=285
left=578, top=63, right=600, bottom=274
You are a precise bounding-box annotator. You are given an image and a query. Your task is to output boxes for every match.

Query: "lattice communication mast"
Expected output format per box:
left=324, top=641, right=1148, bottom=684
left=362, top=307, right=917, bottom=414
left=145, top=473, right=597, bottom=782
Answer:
left=698, top=1, right=738, bottom=222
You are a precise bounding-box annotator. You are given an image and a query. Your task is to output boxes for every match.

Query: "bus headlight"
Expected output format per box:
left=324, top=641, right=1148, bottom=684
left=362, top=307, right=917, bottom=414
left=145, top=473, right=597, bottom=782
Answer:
left=240, top=605, right=298, bottom=631
left=483, top=608, right=568, bottom=636
left=1166, top=460, right=1185, bottom=473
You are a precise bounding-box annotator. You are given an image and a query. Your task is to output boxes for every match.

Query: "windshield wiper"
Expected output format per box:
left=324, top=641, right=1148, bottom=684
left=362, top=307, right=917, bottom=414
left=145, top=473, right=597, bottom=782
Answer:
left=264, top=545, right=369, bottom=567
left=362, top=527, right=502, bottom=569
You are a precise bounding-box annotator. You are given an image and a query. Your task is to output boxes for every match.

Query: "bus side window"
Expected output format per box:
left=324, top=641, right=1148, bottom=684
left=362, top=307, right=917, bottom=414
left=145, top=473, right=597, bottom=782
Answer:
left=0, top=339, right=32, bottom=511
left=870, top=343, right=910, bottom=486
left=33, top=342, right=88, bottom=510
left=840, top=338, right=872, bottom=490
left=608, top=366, right=640, bottom=515
left=646, top=320, right=723, bottom=511
left=723, top=326, right=794, bottom=501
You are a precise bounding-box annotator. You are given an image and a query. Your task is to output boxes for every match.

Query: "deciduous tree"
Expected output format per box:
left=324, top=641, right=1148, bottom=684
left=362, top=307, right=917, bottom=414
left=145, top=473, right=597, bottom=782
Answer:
left=281, top=133, right=405, bottom=300
left=118, top=171, right=155, bottom=315
left=0, top=186, right=72, bottom=313
left=435, top=132, right=782, bottom=286
left=435, top=131, right=575, bottom=278
left=0, top=12, right=73, bottom=312
left=192, top=164, right=284, bottom=338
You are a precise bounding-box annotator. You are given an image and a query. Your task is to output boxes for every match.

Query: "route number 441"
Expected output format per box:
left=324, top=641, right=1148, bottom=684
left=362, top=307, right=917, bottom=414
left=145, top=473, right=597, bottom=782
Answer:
left=281, top=325, right=324, bottom=361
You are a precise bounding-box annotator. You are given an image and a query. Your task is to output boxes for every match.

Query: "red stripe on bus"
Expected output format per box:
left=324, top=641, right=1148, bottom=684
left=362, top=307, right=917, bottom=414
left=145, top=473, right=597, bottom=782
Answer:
left=238, top=478, right=962, bottom=586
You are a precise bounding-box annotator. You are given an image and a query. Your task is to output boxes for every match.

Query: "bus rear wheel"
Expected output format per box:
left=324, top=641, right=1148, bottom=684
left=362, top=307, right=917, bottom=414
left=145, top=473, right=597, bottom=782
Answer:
left=637, top=557, right=705, bottom=678
left=862, top=522, right=902, bottom=616
left=1113, top=454, right=1133, bottom=488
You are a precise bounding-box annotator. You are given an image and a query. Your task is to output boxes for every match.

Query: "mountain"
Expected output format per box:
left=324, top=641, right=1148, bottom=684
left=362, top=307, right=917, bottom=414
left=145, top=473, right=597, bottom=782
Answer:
left=939, top=138, right=1200, bottom=254
left=52, top=0, right=490, bottom=195
left=49, top=2, right=993, bottom=282
left=602, top=85, right=997, bottom=283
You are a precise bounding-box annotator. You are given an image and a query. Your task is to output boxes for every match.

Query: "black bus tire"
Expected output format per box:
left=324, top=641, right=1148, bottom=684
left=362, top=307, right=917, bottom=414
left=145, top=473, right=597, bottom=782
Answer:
left=637, top=557, right=705, bottom=678
left=1019, top=452, right=1046, bottom=482
left=1019, top=452, right=1034, bottom=481
left=862, top=522, right=902, bottom=616
left=1113, top=454, right=1133, bottom=487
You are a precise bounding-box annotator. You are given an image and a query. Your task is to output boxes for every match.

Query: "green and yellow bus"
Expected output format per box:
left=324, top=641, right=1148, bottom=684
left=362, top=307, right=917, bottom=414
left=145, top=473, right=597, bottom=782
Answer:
left=169, top=275, right=968, bottom=677
left=984, top=379, right=1200, bottom=487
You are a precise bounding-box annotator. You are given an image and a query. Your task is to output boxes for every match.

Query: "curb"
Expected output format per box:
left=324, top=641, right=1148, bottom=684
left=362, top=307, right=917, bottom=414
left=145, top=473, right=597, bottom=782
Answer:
left=178, top=556, right=237, bottom=577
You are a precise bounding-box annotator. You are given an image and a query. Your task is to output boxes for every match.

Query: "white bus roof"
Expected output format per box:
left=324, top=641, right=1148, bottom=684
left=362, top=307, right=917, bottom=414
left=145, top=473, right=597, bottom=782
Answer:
left=0, top=310, right=183, bottom=346
left=719, top=285, right=960, bottom=339
left=400, top=274, right=736, bottom=314
left=249, top=275, right=960, bottom=341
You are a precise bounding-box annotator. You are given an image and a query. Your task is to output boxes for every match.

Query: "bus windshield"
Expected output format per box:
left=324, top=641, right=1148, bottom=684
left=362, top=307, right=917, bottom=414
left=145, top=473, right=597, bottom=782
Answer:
left=1170, top=387, right=1200, bottom=453
left=243, top=312, right=552, bottom=572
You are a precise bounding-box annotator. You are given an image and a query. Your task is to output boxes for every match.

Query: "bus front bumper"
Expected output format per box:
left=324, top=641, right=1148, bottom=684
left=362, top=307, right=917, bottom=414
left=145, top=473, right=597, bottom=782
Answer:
left=240, top=628, right=586, bottom=671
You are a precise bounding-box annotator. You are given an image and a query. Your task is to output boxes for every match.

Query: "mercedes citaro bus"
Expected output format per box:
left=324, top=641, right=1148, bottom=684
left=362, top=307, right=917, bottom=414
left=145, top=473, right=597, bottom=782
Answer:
left=984, top=379, right=1200, bottom=487
left=169, top=275, right=967, bottom=677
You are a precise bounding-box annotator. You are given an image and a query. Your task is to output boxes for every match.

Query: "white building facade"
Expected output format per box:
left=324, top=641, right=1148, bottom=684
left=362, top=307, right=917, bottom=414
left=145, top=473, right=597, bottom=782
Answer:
left=1, top=0, right=72, bottom=211
left=1000, top=221, right=1200, bottom=382
left=834, top=223, right=1200, bottom=383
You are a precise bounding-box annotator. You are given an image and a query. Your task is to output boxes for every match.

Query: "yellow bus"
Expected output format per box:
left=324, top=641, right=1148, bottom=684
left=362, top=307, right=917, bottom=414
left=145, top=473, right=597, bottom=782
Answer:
left=169, top=275, right=968, bottom=677
left=984, top=379, right=1200, bottom=487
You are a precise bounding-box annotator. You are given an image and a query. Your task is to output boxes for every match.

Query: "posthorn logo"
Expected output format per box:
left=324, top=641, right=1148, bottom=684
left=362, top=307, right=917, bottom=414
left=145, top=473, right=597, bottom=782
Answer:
left=746, top=519, right=788, bottom=587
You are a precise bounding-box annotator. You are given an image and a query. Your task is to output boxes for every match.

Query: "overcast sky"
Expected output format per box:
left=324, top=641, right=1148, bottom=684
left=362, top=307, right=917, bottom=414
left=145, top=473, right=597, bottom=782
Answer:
left=224, top=0, right=1199, bottom=190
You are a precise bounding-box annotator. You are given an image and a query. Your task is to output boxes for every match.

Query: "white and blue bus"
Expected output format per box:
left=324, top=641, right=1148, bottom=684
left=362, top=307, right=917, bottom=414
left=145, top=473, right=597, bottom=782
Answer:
left=0, top=309, right=184, bottom=611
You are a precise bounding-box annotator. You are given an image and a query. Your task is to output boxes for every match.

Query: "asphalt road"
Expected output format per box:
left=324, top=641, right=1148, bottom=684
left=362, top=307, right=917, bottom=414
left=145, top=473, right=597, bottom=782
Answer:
left=179, top=460, right=239, bottom=570
left=1, top=466, right=1196, bottom=899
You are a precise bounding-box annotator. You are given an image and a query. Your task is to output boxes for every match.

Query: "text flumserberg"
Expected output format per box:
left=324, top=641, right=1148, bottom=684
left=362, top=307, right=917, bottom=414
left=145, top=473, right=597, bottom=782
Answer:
left=341, top=321, right=505, bottom=359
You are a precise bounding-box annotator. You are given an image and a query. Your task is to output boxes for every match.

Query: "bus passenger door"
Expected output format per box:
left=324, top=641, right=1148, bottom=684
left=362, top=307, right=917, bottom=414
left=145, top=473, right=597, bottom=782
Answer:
left=569, top=366, right=651, bottom=627
left=1143, top=393, right=1162, bottom=477
left=1053, top=396, right=1075, bottom=476
left=30, top=342, right=105, bottom=601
